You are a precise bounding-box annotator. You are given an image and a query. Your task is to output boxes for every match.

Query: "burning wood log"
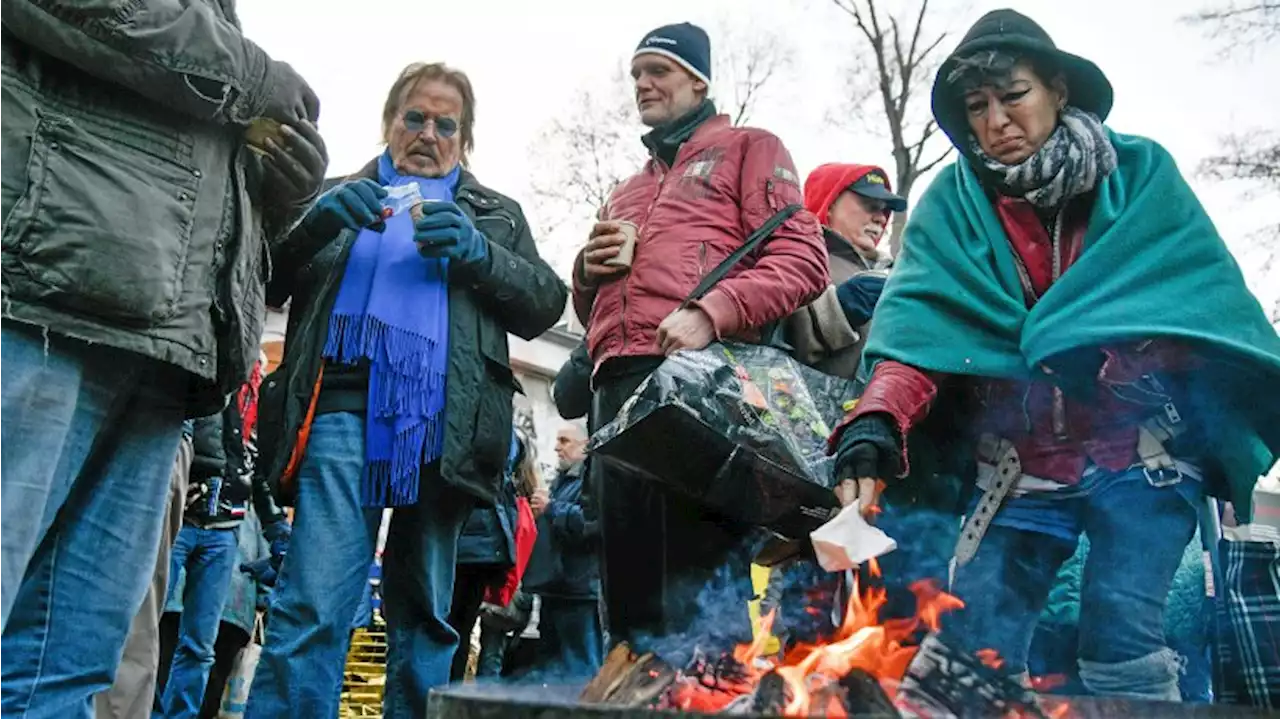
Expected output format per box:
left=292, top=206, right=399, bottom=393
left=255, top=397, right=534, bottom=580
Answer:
left=578, top=642, right=676, bottom=708
left=839, top=668, right=897, bottom=716
left=896, top=633, right=1047, bottom=719
left=578, top=644, right=636, bottom=703
left=749, top=670, right=789, bottom=714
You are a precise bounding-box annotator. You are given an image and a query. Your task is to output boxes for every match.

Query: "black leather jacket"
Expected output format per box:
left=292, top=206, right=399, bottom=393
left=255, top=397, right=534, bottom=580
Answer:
left=186, top=402, right=284, bottom=529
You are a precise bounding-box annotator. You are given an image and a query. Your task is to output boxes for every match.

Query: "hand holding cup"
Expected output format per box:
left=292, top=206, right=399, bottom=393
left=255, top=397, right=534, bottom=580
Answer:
left=581, top=221, right=638, bottom=283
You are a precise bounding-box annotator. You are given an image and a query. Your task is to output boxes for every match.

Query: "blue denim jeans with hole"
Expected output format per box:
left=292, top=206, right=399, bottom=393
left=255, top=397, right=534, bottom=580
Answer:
left=946, top=465, right=1198, bottom=700
left=0, top=323, right=185, bottom=719
left=245, top=412, right=473, bottom=719
left=158, top=524, right=239, bottom=718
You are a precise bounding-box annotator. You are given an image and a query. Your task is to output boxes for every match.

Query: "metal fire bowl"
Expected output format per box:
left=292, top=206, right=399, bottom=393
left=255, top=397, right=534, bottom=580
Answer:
left=427, top=682, right=1275, bottom=719
left=425, top=682, right=893, bottom=719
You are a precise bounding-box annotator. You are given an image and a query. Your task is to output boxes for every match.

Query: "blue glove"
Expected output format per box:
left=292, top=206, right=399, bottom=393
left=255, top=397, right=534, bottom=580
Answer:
left=835, top=273, right=888, bottom=328
left=264, top=521, right=290, bottom=568
left=302, top=178, right=387, bottom=239
left=412, top=201, right=490, bottom=267
left=241, top=519, right=291, bottom=588
left=262, top=518, right=291, bottom=544
left=241, top=557, right=278, bottom=587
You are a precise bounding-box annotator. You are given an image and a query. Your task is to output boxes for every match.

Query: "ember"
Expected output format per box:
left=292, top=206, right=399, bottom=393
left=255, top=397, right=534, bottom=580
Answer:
left=579, top=561, right=1052, bottom=717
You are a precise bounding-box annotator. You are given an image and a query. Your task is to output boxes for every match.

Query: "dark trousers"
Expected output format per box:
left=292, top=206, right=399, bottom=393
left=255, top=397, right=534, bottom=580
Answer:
left=536, top=597, right=604, bottom=679
left=447, top=564, right=504, bottom=681
left=475, top=624, right=509, bottom=679
left=593, top=364, right=754, bottom=653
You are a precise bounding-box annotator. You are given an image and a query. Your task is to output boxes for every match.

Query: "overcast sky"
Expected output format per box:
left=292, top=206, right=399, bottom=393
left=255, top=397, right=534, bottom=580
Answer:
left=237, top=0, right=1278, bottom=310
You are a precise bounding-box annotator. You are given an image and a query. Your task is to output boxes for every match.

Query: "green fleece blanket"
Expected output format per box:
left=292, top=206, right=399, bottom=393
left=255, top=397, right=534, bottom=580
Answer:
left=864, top=130, right=1280, bottom=517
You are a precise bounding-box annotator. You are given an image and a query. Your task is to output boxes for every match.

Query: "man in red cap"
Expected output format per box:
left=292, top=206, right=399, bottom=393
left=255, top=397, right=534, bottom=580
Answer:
left=784, top=164, right=907, bottom=378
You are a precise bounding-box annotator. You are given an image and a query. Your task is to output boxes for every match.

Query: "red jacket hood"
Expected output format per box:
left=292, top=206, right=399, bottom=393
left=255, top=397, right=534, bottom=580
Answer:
left=803, top=163, right=892, bottom=227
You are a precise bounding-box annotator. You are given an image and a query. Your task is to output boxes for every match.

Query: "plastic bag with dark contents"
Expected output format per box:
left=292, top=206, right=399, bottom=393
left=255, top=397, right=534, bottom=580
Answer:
left=591, top=342, right=862, bottom=540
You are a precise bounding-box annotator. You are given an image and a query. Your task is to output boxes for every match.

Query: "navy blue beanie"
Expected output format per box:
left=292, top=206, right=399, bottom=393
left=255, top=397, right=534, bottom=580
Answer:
left=634, top=22, right=712, bottom=87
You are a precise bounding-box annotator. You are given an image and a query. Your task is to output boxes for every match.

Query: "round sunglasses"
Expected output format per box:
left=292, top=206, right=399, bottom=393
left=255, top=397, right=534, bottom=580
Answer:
left=402, top=109, right=458, bottom=139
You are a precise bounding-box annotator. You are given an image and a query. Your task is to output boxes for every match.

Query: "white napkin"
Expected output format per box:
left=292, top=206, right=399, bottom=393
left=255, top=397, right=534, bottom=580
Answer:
left=809, top=503, right=897, bottom=572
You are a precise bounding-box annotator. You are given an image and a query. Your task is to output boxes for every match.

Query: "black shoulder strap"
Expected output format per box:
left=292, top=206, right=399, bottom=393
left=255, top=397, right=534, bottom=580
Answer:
left=682, top=204, right=804, bottom=307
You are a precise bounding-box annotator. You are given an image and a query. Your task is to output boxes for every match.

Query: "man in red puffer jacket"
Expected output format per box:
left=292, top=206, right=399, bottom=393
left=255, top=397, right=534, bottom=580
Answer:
left=571, top=22, right=827, bottom=647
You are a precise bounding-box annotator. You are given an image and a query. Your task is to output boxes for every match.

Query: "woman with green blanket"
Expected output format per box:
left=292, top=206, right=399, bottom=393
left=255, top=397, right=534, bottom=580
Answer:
left=828, top=9, right=1280, bottom=701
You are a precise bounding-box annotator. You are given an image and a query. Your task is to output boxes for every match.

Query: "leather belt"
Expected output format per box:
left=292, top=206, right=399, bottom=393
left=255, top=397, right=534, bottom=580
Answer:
left=954, top=437, right=1020, bottom=566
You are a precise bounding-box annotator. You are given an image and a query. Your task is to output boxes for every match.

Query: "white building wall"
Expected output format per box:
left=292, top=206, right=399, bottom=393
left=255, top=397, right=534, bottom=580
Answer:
left=509, top=326, right=580, bottom=484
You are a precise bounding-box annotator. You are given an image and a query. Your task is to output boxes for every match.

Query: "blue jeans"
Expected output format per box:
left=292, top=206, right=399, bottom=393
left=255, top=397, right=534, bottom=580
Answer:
left=947, top=466, right=1197, bottom=700
left=537, top=597, right=604, bottom=679
left=246, top=412, right=472, bottom=719
left=352, top=578, right=374, bottom=629
left=158, top=524, right=238, bottom=718
left=0, top=324, right=184, bottom=718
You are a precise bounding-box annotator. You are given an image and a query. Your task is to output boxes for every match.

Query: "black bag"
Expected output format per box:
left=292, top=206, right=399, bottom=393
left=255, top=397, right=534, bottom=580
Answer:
left=591, top=341, right=852, bottom=539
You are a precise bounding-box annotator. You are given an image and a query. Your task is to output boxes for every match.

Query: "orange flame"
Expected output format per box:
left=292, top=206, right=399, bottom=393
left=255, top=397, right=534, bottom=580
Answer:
left=977, top=648, right=1005, bottom=670
left=735, top=573, right=968, bottom=716
left=732, top=609, right=776, bottom=667
left=669, top=567, right=1056, bottom=717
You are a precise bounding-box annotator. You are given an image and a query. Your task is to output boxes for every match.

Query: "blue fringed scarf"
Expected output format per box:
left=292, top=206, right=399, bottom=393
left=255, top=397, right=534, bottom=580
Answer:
left=323, top=151, right=458, bottom=507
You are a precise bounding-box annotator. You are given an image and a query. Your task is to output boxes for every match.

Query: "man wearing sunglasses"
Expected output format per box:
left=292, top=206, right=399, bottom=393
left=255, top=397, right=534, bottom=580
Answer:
left=571, top=23, right=827, bottom=648
left=244, top=62, right=566, bottom=717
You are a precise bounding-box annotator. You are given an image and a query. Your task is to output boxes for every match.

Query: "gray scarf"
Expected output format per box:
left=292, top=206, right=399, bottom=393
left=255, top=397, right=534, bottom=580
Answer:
left=972, top=106, right=1117, bottom=212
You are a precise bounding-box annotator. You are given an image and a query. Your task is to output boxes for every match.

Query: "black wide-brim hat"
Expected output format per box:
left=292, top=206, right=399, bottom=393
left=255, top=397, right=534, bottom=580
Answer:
left=930, top=9, right=1114, bottom=151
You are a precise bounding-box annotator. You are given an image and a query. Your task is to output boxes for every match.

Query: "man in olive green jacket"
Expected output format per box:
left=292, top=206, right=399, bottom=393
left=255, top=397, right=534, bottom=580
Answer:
left=1, top=2, right=326, bottom=715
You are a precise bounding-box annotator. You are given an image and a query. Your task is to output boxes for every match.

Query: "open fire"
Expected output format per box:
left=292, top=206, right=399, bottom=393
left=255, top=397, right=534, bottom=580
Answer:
left=581, top=559, right=1064, bottom=718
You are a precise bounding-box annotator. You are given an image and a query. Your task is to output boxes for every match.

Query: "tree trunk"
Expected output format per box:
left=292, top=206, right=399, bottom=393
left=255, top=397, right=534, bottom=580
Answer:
left=888, top=209, right=908, bottom=258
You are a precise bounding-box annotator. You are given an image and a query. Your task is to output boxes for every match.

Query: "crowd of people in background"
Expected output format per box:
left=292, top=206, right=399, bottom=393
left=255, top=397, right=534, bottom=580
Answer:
left=2, top=3, right=1279, bottom=719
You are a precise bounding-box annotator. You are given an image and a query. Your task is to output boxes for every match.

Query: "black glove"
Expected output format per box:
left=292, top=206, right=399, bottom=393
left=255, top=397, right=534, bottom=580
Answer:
left=832, top=413, right=902, bottom=482
left=257, top=120, right=329, bottom=207
left=835, top=273, right=888, bottom=328
left=261, top=60, right=320, bottom=124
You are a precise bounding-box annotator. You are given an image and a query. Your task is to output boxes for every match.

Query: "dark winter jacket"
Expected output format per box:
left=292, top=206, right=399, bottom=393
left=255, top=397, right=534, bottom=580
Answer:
left=783, top=228, right=891, bottom=379
left=187, top=404, right=284, bottom=530
left=523, top=462, right=598, bottom=599
left=256, top=159, right=567, bottom=507
left=1, top=2, right=315, bottom=416
left=457, top=471, right=518, bottom=566
left=553, top=341, right=592, bottom=421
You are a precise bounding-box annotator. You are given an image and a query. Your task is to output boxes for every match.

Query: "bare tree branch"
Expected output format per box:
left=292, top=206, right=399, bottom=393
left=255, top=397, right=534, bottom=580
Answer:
left=1183, top=1, right=1280, bottom=52
left=1187, top=3, right=1280, bottom=325
left=917, top=149, right=953, bottom=176
left=1199, top=131, right=1280, bottom=190
left=712, top=20, right=795, bottom=127
left=829, top=0, right=956, bottom=255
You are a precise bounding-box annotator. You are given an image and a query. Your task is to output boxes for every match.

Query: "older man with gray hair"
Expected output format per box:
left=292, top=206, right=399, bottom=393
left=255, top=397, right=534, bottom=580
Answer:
left=524, top=423, right=602, bottom=677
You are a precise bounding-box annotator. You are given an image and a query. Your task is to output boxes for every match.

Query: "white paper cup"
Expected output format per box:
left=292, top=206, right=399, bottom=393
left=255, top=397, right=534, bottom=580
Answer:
left=605, top=221, right=639, bottom=268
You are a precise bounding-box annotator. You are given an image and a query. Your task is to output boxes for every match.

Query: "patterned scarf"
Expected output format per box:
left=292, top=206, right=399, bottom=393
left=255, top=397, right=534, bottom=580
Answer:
left=323, top=151, right=458, bottom=507
left=972, top=106, right=1117, bottom=212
